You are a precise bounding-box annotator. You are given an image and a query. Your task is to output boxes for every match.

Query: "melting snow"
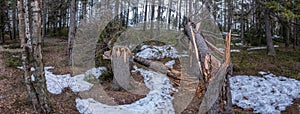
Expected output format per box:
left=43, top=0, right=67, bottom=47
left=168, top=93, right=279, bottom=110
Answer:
left=230, top=72, right=300, bottom=114
left=45, top=66, right=107, bottom=94
left=136, top=45, right=179, bottom=59
left=247, top=45, right=279, bottom=51
left=165, top=60, right=176, bottom=68
left=218, top=48, right=241, bottom=53
left=76, top=66, right=176, bottom=114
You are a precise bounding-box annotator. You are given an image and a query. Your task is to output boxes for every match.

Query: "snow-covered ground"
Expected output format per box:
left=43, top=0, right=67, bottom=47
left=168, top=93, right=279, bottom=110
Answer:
left=41, top=44, right=300, bottom=114
left=76, top=66, right=176, bottom=114
left=136, top=45, right=188, bottom=59
left=45, top=66, right=107, bottom=94
left=230, top=72, right=300, bottom=114
left=43, top=65, right=176, bottom=114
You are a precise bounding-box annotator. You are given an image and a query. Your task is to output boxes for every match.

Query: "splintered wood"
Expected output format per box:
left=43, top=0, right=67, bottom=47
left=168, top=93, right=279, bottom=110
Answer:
left=225, top=30, right=232, bottom=68
left=111, top=46, right=132, bottom=90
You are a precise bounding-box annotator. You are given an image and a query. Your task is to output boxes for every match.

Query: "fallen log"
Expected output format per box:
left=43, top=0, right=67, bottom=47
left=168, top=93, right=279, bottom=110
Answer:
left=103, top=50, right=182, bottom=85
left=133, top=57, right=181, bottom=81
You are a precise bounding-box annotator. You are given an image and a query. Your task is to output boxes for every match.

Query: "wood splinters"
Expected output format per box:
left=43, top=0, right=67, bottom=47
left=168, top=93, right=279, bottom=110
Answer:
left=116, top=48, right=121, bottom=57
left=123, top=48, right=127, bottom=64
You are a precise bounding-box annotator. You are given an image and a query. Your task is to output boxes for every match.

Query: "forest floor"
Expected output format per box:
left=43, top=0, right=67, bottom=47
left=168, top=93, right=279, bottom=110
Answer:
left=0, top=37, right=147, bottom=113
left=231, top=44, right=300, bottom=113
left=0, top=37, right=300, bottom=113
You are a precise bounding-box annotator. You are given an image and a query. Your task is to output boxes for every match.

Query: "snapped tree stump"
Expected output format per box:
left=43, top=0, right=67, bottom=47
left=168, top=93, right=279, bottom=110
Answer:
left=111, top=46, right=132, bottom=90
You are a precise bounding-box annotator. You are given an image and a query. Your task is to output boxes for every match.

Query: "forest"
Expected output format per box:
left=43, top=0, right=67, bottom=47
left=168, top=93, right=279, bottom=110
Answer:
left=0, top=0, right=300, bottom=114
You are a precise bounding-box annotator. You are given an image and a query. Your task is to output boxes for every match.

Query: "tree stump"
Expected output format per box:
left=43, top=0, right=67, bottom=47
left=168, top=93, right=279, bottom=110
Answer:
left=110, top=46, right=132, bottom=90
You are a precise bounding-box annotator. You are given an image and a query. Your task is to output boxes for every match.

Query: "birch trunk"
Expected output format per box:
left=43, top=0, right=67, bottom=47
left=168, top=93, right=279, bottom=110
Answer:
left=31, top=0, right=51, bottom=113
left=18, top=0, right=39, bottom=111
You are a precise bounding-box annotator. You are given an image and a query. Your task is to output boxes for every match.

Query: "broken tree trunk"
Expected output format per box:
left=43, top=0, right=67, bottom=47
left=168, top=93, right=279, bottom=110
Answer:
left=185, top=22, right=212, bottom=83
left=183, top=21, right=233, bottom=114
left=111, top=46, right=132, bottom=90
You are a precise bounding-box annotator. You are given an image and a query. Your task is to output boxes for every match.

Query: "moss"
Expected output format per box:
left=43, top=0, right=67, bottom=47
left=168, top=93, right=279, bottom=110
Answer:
left=3, top=51, right=22, bottom=67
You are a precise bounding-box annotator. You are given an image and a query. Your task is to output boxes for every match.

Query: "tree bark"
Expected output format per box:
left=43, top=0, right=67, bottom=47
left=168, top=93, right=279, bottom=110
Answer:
left=68, top=0, right=77, bottom=65
left=82, top=0, right=87, bottom=18
left=18, top=0, right=39, bottom=111
left=111, top=46, right=132, bottom=90
left=241, top=0, right=245, bottom=43
left=115, top=0, right=119, bottom=18
left=143, top=0, right=148, bottom=31
left=12, top=0, right=18, bottom=40
left=41, top=0, right=47, bottom=46
left=157, top=0, right=161, bottom=34
left=264, top=9, right=276, bottom=55
left=168, top=0, right=173, bottom=30
left=31, top=0, right=51, bottom=113
left=183, top=21, right=233, bottom=114
left=150, top=0, right=155, bottom=38
left=285, top=22, right=290, bottom=48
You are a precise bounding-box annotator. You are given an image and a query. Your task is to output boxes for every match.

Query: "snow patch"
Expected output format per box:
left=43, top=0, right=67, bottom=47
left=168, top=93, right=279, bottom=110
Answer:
left=235, top=42, right=244, bottom=46
left=230, top=73, right=300, bottom=114
left=230, top=49, right=241, bottom=53
left=76, top=66, right=176, bottom=114
left=218, top=48, right=240, bottom=53
left=247, top=45, right=279, bottom=51
left=44, top=66, right=107, bottom=94
left=165, top=60, right=176, bottom=68
left=136, top=45, right=179, bottom=59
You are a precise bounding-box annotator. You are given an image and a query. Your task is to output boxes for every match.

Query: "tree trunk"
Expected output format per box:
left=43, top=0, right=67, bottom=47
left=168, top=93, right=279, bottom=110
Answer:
left=157, top=0, right=161, bottom=34
left=31, top=0, right=51, bottom=113
left=296, top=19, right=299, bottom=46
left=68, top=0, right=77, bottom=65
left=293, top=19, right=297, bottom=48
left=264, top=9, right=276, bottom=55
left=178, top=0, right=182, bottom=31
left=126, top=0, right=130, bottom=27
left=227, top=0, right=232, bottom=31
left=0, top=13, right=4, bottom=44
left=285, top=22, right=290, bottom=48
left=168, top=0, right=173, bottom=30
left=241, top=0, right=245, bottom=43
left=143, top=0, right=148, bottom=31
left=82, top=0, right=87, bottom=18
left=183, top=21, right=233, bottom=114
left=7, top=10, right=12, bottom=40
left=111, top=46, right=132, bottom=90
left=12, top=0, right=17, bottom=40
left=150, top=0, right=155, bottom=38
left=18, top=0, right=39, bottom=111
left=41, top=0, right=47, bottom=46
left=115, top=0, right=119, bottom=18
